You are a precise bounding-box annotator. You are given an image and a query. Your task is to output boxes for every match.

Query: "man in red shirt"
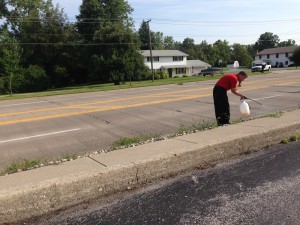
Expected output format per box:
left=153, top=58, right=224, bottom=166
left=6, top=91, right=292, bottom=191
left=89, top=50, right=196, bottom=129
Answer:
left=213, top=71, right=248, bottom=126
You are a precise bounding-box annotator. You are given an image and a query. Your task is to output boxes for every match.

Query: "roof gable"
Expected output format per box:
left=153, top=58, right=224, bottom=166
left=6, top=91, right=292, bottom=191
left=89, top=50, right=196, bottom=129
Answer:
left=257, top=46, right=297, bottom=55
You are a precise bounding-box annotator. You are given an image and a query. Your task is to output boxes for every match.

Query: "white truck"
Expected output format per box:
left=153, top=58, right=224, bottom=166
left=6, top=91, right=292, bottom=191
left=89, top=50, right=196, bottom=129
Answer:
left=251, top=61, right=271, bottom=72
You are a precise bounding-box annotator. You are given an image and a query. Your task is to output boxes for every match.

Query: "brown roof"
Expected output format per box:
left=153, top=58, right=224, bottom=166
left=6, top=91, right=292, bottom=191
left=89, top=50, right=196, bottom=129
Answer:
left=257, top=46, right=297, bottom=55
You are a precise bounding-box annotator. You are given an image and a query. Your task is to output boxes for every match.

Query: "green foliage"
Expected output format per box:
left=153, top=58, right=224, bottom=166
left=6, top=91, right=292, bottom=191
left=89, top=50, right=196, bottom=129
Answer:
left=5, top=159, right=40, bottom=174
left=53, top=65, right=69, bottom=87
left=182, top=74, right=189, bottom=77
left=0, top=30, right=22, bottom=95
left=255, top=32, right=280, bottom=51
left=280, top=134, right=299, bottom=144
left=179, top=120, right=217, bottom=134
left=290, top=46, right=300, bottom=67
left=289, top=134, right=299, bottom=142
left=20, top=65, right=49, bottom=92
left=0, top=0, right=297, bottom=94
left=281, top=138, right=289, bottom=144
left=231, top=43, right=253, bottom=67
left=154, top=72, right=161, bottom=80
left=161, top=70, right=169, bottom=79
left=112, top=134, right=159, bottom=149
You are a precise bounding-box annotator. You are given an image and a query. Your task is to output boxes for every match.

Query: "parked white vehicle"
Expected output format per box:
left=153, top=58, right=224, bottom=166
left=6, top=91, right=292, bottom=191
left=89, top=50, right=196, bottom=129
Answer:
left=251, top=61, right=271, bottom=72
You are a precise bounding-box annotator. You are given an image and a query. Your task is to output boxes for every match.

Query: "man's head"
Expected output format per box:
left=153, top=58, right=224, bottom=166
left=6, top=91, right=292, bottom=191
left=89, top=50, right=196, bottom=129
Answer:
left=237, top=71, right=248, bottom=82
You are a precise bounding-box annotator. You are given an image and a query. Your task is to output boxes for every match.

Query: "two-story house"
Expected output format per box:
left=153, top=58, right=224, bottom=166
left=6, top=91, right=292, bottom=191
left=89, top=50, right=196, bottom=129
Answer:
left=140, top=50, right=210, bottom=77
left=255, top=46, right=296, bottom=68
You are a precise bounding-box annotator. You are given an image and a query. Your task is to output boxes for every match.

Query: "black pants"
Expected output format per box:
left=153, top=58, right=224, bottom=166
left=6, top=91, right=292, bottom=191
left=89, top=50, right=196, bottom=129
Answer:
left=213, top=85, right=230, bottom=126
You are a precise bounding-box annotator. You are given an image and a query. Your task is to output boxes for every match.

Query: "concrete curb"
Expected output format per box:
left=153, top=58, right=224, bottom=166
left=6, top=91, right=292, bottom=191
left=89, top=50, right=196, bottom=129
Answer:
left=0, top=109, right=300, bottom=223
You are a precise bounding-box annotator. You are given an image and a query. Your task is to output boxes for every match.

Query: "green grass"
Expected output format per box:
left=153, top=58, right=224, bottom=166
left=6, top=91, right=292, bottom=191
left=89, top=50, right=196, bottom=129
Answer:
left=178, top=120, right=217, bottom=134
left=112, top=133, right=161, bottom=150
left=0, top=70, right=271, bottom=102
left=4, top=159, right=41, bottom=174
left=259, top=111, right=284, bottom=118
left=0, top=75, right=223, bottom=101
left=1, top=70, right=259, bottom=101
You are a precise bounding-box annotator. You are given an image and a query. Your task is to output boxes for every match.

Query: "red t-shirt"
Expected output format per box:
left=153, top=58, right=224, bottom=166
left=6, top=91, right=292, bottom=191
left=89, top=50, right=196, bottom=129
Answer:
left=215, top=74, right=238, bottom=91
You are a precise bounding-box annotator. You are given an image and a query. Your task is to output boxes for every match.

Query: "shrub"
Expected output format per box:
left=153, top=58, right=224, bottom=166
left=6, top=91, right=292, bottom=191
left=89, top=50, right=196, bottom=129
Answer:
left=161, top=70, right=169, bottom=79
left=154, top=72, right=161, bottom=80
left=183, top=74, right=189, bottom=77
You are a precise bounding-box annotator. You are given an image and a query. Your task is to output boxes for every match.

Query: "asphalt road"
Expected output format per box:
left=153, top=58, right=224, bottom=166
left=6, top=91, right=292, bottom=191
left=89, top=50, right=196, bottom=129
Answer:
left=1, top=70, right=300, bottom=170
left=18, top=139, right=300, bottom=225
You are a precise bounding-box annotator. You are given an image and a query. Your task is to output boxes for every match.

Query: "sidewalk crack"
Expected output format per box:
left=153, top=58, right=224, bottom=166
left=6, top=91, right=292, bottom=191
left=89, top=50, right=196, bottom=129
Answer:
left=88, top=156, right=107, bottom=167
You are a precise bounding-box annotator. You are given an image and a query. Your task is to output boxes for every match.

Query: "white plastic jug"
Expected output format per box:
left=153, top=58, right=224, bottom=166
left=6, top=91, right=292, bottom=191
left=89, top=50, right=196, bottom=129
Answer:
left=240, top=100, right=250, bottom=116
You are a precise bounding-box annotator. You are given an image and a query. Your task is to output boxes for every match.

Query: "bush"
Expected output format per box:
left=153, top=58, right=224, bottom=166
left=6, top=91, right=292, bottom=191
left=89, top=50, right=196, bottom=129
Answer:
left=19, top=65, right=50, bottom=92
left=183, top=74, right=189, bottom=77
left=54, top=65, right=70, bottom=87
left=154, top=72, right=161, bottom=80
left=161, top=70, right=169, bottom=79
left=173, top=75, right=179, bottom=78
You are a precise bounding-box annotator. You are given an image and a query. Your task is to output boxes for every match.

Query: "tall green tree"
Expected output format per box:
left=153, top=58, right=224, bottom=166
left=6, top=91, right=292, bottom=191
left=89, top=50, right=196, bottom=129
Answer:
left=231, top=43, right=253, bottom=67
left=278, top=39, right=296, bottom=47
left=180, top=37, right=195, bottom=53
left=138, top=20, right=149, bottom=50
left=152, top=32, right=164, bottom=50
left=2, top=0, right=79, bottom=88
left=213, top=40, right=231, bottom=66
left=137, top=20, right=161, bottom=50
left=0, top=30, right=22, bottom=95
left=163, top=36, right=175, bottom=50
left=255, top=32, right=280, bottom=52
left=290, top=46, right=300, bottom=67
left=77, top=0, right=145, bottom=84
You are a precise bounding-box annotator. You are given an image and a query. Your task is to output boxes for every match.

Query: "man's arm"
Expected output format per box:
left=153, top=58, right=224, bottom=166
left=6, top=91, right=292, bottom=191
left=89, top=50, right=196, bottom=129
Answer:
left=231, top=88, right=246, bottom=98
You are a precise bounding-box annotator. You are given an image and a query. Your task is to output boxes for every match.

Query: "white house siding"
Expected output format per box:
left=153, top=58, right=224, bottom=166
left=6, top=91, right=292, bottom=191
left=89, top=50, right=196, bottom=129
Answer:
left=140, top=50, right=211, bottom=77
left=144, top=56, right=187, bottom=70
left=255, top=46, right=296, bottom=68
left=255, top=53, right=292, bottom=67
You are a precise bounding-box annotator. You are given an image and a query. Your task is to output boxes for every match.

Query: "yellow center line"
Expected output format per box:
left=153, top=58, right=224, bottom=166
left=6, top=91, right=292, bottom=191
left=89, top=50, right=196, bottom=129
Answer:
left=0, top=76, right=295, bottom=117
left=0, top=93, right=211, bottom=126
left=0, top=79, right=299, bottom=126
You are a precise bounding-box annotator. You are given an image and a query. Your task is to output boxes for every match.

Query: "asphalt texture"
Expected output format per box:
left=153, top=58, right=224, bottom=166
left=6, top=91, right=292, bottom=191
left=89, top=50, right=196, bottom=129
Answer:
left=18, top=140, right=300, bottom=225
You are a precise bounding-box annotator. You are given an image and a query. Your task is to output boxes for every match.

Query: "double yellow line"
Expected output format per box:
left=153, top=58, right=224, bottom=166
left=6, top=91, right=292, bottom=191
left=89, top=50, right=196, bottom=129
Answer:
left=0, top=78, right=299, bottom=126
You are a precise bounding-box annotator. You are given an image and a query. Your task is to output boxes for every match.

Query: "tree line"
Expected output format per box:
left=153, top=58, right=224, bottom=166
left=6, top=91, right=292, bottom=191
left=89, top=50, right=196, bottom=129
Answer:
left=0, top=0, right=298, bottom=94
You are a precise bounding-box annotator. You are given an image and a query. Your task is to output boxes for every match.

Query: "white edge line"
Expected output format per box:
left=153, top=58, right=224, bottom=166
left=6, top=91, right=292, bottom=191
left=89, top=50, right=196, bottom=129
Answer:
left=0, top=128, right=81, bottom=144
left=246, top=95, right=282, bottom=102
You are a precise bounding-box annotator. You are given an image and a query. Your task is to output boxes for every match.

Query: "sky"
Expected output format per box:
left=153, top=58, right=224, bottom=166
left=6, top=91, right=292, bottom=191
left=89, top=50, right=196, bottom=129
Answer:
left=52, top=0, right=300, bottom=46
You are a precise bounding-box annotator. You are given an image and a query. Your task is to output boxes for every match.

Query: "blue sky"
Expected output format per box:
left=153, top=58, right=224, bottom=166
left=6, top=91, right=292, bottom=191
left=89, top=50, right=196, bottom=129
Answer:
left=52, top=0, right=300, bottom=45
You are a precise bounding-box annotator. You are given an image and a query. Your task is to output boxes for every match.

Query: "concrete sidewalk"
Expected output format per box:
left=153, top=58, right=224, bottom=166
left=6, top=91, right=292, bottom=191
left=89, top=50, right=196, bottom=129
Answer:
left=1, top=109, right=300, bottom=223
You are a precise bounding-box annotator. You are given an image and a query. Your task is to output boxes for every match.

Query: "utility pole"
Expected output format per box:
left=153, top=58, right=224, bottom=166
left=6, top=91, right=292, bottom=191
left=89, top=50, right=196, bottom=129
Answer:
left=146, top=19, right=154, bottom=82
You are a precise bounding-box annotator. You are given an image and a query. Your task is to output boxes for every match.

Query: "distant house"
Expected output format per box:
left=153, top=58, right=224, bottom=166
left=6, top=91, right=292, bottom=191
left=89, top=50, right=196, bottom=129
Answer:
left=255, top=46, right=297, bottom=67
left=140, top=50, right=210, bottom=77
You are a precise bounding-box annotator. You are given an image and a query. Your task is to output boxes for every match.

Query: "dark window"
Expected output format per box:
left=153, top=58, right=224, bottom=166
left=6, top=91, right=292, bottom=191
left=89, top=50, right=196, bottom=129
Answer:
left=286, top=53, right=288, bottom=57
left=285, top=61, right=288, bottom=65
left=175, top=68, right=186, bottom=74
left=147, top=57, right=159, bottom=62
left=259, top=55, right=262, bottom=59
left=276, top=53, right=279, bottom=58
left=173, top=56, right=183, bottom=61
left=267, top=54, right=270, bottom=59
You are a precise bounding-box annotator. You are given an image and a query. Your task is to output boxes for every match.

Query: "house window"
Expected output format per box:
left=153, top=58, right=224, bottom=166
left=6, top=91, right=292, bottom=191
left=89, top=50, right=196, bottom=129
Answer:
left=259, top=55, right=262, bottom=59
left=147, top=57, right=159, bottom=62
left=173, top=56, right=183, bottom=61
left=267, top=54, right=270, bottom=59
left=285, top=53, right=288, bottom=57
left=285, top=61, right=288, bottom=65
left=276, top=53, right=279, bottom=58
left=176, top=68, right=186, bottom=74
